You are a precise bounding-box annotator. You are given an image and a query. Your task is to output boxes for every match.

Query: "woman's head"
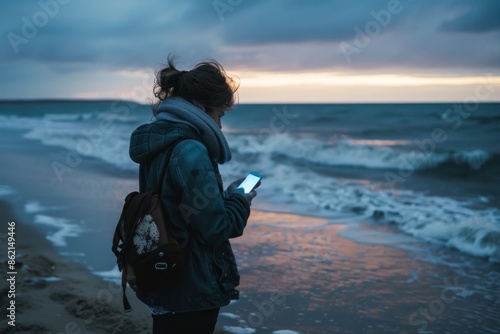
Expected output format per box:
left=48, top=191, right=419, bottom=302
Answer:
left=152, top=55, right=238, bottom=118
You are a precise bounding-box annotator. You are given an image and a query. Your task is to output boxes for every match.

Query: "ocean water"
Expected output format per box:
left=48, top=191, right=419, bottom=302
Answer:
left=1, top=100, right=500, bottom=332
left=1, top=100, right=498, bottom=262
left=221, top=103, right=500, bottom=263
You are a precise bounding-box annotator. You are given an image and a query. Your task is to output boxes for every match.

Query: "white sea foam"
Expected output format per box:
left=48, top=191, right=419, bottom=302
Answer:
left=44, top=112, right=95, bottom=122
left=33, top=214, right=83, bottom=247
left=0, top=112, right=137, bottom=171
left=59, top=252, right=86, bottom=257
left=43, top=277, right=62, bottom=282
left=93, top=265, right=121, bottom=285
left=25, top=201, right=45, bottom=213
left=222, top=327, right=256, bottom=334
left=273, top=331, right=302, bottom=334
left=0, top=185, right=15, bottom=196
left=0, top=114, right=42, bottom=130
left=26, top=276, right=62, bottom=284
left=229, top=133, right=491, bottom=171
left=338, top=223, right=419, bottom=246
left=223, top=146, right=500, bottom=262
left=220, top=312, right=241, bottom=320
left=452, top=149, right=490, bottom=170
left=23, top=116, right=136, bottom=171
left=25, top=201, right=64, bottom=213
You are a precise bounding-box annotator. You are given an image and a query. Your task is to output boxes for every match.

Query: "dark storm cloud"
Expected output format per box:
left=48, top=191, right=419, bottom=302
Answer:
left=0, top=0, right=499, bottom=74
left=218, top=0, right=401, bottom=44
left=439, top=1, right=500, bottom=33
left=213, top=0, right=500, bottom=70
left=217, top=0, right=500, bottom=45
left=0, top=1, right=218, bottom=68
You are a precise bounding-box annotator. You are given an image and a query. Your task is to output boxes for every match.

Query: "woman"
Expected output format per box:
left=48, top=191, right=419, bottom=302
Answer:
left=129, top=56, right=257, bottom=334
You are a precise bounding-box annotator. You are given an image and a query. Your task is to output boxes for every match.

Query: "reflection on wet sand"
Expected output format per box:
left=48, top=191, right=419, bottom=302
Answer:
left=221, top=210, right=500, bottom=333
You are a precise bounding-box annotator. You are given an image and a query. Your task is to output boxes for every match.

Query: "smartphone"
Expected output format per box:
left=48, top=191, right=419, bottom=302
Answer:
left=237, top=172, right=263, bottom=193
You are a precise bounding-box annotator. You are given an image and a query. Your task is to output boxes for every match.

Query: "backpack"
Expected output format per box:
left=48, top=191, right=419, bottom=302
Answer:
left=112, top=137, right=189, bottom=312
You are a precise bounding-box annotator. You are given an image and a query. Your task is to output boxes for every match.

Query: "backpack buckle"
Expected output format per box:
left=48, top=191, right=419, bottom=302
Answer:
left=155, top=262, right=168, bottom=270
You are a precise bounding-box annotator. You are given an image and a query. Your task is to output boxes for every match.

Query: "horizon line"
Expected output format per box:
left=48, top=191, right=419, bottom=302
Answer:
left=1, top=98, right=500, bottom=105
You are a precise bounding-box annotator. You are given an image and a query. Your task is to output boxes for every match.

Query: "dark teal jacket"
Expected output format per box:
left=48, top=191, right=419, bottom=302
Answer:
left=129, top=121, right=250, bottom=312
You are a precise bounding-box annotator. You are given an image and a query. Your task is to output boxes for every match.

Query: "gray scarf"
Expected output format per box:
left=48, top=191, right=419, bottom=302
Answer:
left=155, top=96, right=232, bottom=164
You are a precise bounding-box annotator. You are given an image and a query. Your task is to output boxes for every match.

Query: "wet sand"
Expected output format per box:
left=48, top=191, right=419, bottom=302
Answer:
left=217, top=211, right=500, bottom=333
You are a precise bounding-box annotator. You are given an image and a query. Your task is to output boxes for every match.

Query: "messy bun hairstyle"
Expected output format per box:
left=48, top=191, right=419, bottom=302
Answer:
left=152, top=55, right=238, bottom=116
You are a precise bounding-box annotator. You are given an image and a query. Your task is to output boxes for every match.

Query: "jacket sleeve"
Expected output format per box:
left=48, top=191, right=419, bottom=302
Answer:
left=171, top=140, right=250, bottom=247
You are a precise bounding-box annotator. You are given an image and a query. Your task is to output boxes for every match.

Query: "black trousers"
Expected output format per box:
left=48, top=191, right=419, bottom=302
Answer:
left=152, top=308, right=220, bottom=334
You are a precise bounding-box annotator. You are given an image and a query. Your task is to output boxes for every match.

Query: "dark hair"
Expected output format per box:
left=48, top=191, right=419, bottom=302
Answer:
left=152, top=55, right=238, bottom=115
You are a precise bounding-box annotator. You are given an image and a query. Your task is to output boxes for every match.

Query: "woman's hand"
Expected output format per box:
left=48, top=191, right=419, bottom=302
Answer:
left=227, top=177, right=260, bottom=205
left=226, top=178, right=246, bottom=195
left=226, top=177, right=261, bottom=194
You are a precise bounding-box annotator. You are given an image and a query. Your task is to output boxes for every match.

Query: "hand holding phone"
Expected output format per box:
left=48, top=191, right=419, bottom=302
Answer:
left=237, top=172, right=262, bottom=193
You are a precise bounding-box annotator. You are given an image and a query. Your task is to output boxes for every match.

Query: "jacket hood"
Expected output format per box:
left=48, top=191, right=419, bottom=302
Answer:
left=129, top=121, right=198, bottom=164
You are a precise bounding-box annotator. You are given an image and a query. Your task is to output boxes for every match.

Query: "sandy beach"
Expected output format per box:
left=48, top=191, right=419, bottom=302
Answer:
left=0, top=200, right=154, bottom=333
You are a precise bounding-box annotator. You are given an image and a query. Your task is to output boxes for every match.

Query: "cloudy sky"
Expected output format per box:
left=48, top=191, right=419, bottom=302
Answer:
left=1, top=0, right=499, bottom=103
